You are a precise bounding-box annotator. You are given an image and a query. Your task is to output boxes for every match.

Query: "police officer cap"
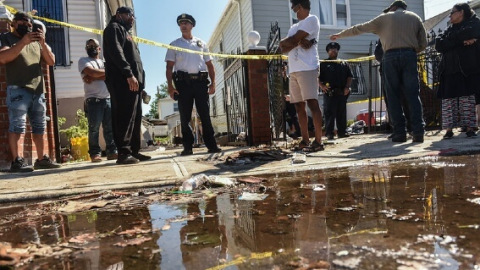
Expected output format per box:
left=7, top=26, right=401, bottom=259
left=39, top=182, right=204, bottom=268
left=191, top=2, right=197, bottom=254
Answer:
left=177, top=13, right=196, bottom=27
left=116, top=6, right=134, bottom=16
left=383, top=0, right=407, bottom=13
left=326, top=42, right=340, bottom=52
left=13, top=12, right=33, bottom=23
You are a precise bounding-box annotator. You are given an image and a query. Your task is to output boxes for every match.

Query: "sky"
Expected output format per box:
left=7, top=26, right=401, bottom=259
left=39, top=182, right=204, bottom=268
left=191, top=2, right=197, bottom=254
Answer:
left=133, top=0, right=453, bottom=113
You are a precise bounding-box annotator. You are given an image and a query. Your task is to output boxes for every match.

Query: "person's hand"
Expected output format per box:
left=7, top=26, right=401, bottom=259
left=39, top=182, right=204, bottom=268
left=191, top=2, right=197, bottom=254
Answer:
left=330, top=34, right=339, bottom=41
left=344, top=87, right=350, bottom=96
left=127, top=76, right=139, bottom=91
left=21, top=31, right=40, bottom=45
left=83, top=74, right=93, bottom=84
left=36, top=29, right=46, bottom=45
left=299, top=38, right=313, bottom=49
left=285, top=95, right=291, bottom=102
left=464, top=38, right=477, bottom=46
left=168, top=84, right=179, bottom=99
left=208, top=83, right=216, bottom=95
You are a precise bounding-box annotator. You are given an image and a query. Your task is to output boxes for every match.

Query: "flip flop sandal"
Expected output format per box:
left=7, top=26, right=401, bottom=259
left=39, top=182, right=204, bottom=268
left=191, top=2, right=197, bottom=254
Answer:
left=292, top=140, right=310, bottom=151
left=303, top=140, right=325, bottom=152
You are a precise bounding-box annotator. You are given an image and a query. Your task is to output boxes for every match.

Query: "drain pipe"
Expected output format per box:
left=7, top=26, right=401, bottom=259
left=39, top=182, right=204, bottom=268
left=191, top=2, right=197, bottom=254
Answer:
left=234, top=0, right=244, bottom=51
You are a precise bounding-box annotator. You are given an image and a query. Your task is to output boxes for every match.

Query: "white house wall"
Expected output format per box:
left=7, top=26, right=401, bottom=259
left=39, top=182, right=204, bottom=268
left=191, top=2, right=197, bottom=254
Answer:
left=251, top=0, right=290, bottom=47
left=55, top=0, right=103, bottom=99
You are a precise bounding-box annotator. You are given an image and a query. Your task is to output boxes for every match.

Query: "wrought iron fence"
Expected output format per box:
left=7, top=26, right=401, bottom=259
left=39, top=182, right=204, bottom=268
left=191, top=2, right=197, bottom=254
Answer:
left=223, top=54, right=249, bottom=143
left=266, top=21, right=287, bottom=141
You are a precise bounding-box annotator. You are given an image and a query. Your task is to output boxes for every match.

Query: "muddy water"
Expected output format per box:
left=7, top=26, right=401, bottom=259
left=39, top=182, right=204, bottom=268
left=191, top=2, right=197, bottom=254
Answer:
left=1, top=156, right=480, bottom=269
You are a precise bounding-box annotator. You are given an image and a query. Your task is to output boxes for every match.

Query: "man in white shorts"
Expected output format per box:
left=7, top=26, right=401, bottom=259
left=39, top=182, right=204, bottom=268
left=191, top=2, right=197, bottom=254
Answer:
left=280, top=0, right=323, bottom=152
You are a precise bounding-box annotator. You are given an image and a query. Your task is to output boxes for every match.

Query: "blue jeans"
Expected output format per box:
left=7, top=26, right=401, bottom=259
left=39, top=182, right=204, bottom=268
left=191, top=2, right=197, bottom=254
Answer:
left=382, top=49, right=425, bottom=136
left=86, top=98, right=117, bottom=156
left=6, top=85, right=46, bottom=134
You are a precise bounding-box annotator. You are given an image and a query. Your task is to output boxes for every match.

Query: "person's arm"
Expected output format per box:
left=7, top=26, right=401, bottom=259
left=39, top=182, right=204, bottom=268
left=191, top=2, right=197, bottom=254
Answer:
left=279, top=30, right=309, bottom=53
left=206, top=60, right=216, bottom=95
left=103, top=24, right=138, bottom=91
left=82, top=66, right=106, bottom=80
left=330, top=15, right=382, bottom=41
left=37, top=29, right=55, bottom=66
left=416, top=21, right=428, bottom=53
left=0, top=32, right=37, bottom=65
left=166, top=60, right=178, bottom=99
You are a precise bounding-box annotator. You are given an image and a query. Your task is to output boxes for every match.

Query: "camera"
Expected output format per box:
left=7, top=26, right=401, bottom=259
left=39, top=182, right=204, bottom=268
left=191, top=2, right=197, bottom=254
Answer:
left=32, top=22, right=42, bottom=32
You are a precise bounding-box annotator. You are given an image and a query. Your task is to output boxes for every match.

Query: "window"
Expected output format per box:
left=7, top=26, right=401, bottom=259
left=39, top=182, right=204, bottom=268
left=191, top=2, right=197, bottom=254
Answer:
left=31, top=0, right=70, bottom=66
left=318, top=0, right=350, bottom=28
left=173, top=103, right=179, bottom=112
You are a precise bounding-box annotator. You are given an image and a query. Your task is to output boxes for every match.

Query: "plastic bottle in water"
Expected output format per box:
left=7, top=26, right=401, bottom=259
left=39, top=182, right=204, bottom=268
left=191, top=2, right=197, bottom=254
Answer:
left=181, top=174, right=209, bottom=191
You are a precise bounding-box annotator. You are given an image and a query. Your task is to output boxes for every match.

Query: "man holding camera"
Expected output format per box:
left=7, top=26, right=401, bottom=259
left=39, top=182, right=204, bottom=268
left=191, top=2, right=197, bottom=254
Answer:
left=279, top=0, right=324, bottom=152
left=319, top=42, right=353, bottom=140
left=103, top=6, right=151, bottom=164
left=0, top=11, right=60, bottom=172
left=78, top=38, right=117, bottom=162
left=165, top=13, right=221, bottom=156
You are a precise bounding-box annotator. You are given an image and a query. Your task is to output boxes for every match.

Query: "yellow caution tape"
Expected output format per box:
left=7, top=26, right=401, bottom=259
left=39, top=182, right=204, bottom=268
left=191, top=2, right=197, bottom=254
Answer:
left=3, top=4, right=376, bottom=62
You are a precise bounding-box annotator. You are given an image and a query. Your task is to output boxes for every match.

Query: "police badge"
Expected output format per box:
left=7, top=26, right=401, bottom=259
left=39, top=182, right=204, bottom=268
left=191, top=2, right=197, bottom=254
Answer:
left=196, top=40, right=203, bottom=48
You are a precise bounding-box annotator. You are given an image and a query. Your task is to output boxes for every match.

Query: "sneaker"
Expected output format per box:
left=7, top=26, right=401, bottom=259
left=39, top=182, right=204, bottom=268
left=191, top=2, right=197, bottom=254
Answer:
left=116, top=154, right=139, bottom=164
left=180, top=149, right=193, bottom=156
left=207, top=148, right=222, bottom=154
left=10, top=157, right=34, bottom=173
left=412, top=135, right=424, bottom=143
left=91, top=155, right=102, bottom=163
left=466, top=130, right=477, bottom=138
left=106, top=153, right=118, bottom=160
left=132, top=153, right=151, bottom=161
left=443, top=130, right=454, bottom=140
left=391, top=134, right=407, bottom=142
left=34, top=155, right=61, bottom=170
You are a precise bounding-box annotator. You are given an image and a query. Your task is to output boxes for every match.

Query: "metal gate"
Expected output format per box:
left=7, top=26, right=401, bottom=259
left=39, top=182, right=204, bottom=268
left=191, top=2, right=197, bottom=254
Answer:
left=223, top=53, right=250, bottom=144
left=266, top=21, right=287, bottom=141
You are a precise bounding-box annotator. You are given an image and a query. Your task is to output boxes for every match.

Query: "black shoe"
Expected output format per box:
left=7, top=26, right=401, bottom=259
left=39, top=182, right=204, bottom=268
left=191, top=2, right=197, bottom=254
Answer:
left=180, top=149, right=193, bottom=156
left=412, top=135, right=424, bottom=143
left=466, top=130, right=477, bottom=138
left=132, top=153, right=151, bottom=161
left=208, top=148, right=222, bottom=154
left=34, top=155, right=61, bottom=169
left=387, top=133, right=394, bottom=139
left=116, top=154, right=139, bottom=164
left=443, top=130, right=454, bottom=140
left=391, top=134, right=407, bottom=142
left=327, top=135, right=334, bottom=140
left=10, top=157, right=34, bottom=173
left=338, top=134, right=350, bottom=138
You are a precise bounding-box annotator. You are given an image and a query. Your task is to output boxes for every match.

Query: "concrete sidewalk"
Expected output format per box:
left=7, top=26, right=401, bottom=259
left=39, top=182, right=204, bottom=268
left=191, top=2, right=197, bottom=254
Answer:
left=2, top=130, right=480, bottom=202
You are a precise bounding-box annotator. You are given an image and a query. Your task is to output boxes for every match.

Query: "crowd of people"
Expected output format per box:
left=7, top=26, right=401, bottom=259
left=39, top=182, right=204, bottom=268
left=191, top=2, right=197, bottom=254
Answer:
left=1, top=0, right=479, bottom=172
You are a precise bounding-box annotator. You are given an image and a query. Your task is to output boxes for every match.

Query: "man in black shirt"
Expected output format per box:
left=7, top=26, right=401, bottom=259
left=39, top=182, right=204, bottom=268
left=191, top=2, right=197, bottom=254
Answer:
left=319, top=42, right=353, bottom=140
left=103, top=6, right=150, bottom=164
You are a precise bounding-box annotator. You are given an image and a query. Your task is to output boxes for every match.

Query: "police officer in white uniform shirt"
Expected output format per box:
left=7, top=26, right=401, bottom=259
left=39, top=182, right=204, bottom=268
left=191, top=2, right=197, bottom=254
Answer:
left=165, top=13, right=221, bottom=156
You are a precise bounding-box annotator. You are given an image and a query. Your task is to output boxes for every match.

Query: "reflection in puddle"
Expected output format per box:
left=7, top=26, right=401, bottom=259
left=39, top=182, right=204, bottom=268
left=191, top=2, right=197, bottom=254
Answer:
left=0, top=155, right=480, bottom=269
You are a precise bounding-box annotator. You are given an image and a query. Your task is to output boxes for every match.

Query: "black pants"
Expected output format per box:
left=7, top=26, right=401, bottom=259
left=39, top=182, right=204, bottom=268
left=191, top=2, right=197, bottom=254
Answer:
left=323, top=95, right=347, bottom=137
left=106, top=78, right=142, bottom=156
left=176, top=79, right=217, bottom=150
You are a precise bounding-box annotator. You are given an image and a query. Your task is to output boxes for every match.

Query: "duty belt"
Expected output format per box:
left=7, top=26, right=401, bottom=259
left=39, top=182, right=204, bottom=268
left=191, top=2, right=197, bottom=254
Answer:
left=174, top=70, right=208, bottom=81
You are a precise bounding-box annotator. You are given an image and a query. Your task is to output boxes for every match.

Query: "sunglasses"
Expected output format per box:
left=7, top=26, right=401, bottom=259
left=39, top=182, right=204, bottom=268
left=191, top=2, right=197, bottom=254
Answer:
left=450, top=10, right=460, bottom=15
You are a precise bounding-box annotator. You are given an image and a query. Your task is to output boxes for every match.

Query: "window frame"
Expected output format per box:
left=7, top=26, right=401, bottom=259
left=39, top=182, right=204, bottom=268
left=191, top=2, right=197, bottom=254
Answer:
left=26, top=0, right=70, bottom=67
left=289, top=0, right=351, bottom=30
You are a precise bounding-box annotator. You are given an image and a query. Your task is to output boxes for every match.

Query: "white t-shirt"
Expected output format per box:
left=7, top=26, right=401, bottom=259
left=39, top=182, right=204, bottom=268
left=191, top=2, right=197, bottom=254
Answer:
left=287, top=14, right=320, bottom=73
left=78, top=57, right=110, bottom=99
left=165, top=36, right=212, bottom=74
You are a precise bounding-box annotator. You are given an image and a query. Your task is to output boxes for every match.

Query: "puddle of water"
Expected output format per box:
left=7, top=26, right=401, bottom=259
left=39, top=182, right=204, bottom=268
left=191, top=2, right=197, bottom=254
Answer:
left=1, top=155, right=480, bottom=269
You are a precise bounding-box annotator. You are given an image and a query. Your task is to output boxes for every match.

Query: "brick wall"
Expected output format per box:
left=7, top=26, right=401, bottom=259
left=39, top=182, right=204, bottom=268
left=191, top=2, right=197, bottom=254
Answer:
left=246, top=49, right=271, bottom=145
left=0, top=50, right=56, bottom=170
